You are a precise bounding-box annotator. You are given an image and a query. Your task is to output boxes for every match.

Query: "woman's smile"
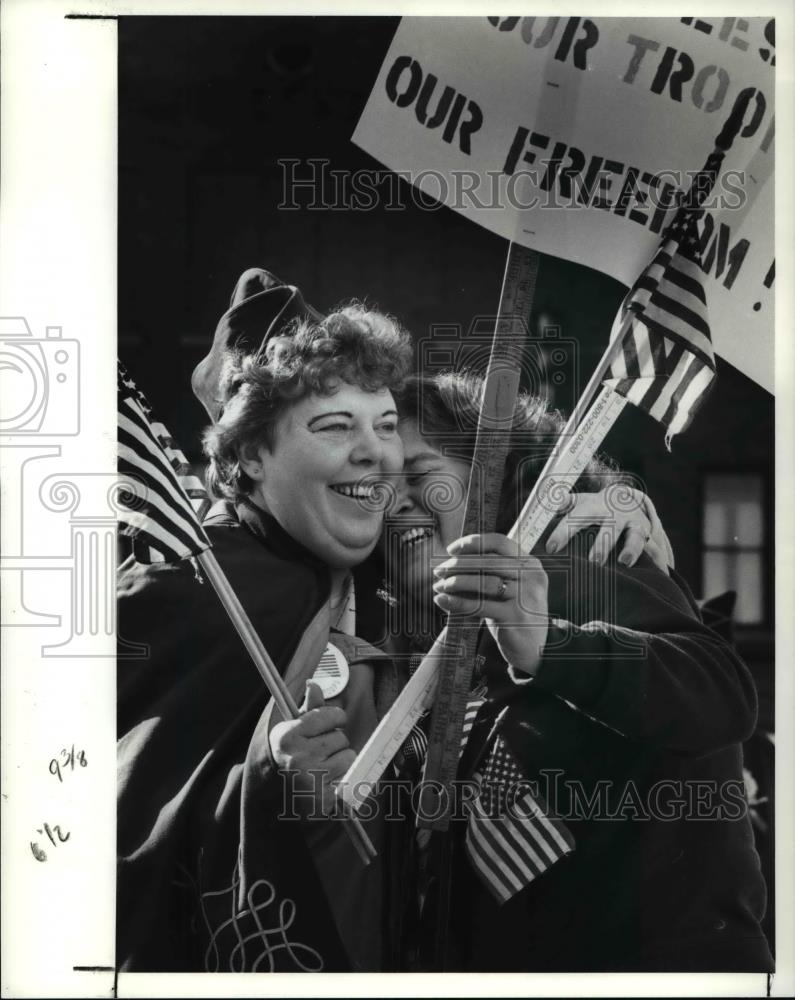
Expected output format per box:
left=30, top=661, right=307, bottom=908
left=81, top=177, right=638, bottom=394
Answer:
left=243, top=383, right=403, bottom=569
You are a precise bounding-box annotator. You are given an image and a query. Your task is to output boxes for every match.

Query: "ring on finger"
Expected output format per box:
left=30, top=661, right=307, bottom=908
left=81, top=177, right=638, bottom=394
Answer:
left=497, top=578, right=508, bottom=601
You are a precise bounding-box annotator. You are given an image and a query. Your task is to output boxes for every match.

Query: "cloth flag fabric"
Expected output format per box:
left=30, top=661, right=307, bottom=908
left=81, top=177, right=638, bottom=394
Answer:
left=605, top=150, right=724, bottom=447
left=118, top=361, right=211, bottom=563
left=460, top=690, right=486, bottom=751
left=464, top=732, right=575, bottom=904
left=403, top=677, right=575, bottom=904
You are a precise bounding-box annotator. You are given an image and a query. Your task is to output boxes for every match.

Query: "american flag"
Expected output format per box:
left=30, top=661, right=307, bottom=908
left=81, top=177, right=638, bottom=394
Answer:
left=118, top=361, right=211, bottom=563
left=406, top=687, right=575, bottom=899
left=464, top=733, right=574, bottom=904
left=605, top=150, right=724, bottom=448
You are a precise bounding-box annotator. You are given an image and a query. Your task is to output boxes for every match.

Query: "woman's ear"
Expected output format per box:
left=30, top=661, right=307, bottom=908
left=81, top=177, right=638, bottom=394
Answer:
left=238, top=442, right=266, bottom=483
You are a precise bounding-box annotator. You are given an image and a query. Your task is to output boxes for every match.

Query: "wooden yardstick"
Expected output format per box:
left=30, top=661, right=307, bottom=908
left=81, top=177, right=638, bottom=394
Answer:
left=418, top=243, right=539, bottom=831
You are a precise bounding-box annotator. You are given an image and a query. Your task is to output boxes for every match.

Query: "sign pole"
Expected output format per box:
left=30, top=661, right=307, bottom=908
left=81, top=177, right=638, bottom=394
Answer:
left=419, top=241, right=540, bottom=969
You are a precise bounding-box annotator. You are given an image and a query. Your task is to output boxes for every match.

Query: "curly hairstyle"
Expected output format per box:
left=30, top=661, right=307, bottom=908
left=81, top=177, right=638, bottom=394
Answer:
left=394, top=372, right=627, bottom=533
left=203, top=304, right=413, bottom=501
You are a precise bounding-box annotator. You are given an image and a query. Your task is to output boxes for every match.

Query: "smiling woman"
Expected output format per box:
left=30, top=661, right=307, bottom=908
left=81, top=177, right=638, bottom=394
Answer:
left=241, top=385, right=402, bottom=568
left=116, top=269, right=413, bottom=973
left=203, top=320, right=406, bottom=574
left=386, top=372, right=671, bottom=629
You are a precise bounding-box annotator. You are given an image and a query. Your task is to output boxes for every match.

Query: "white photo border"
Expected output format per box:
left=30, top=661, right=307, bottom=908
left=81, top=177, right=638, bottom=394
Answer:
left=1, top=1, right=792, bottom=997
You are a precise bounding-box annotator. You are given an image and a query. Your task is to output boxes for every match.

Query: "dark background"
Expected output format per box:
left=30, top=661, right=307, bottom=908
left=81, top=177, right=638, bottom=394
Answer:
left=118, top=14, right=775, bottom=948
left=118, top=15, right=773, bottom=609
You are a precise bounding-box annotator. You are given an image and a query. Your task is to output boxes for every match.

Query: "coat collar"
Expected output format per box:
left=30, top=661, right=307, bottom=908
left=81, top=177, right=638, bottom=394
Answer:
left=203, top=496, right=391, bottom=646
left=204, top=496, right=330, bottom=571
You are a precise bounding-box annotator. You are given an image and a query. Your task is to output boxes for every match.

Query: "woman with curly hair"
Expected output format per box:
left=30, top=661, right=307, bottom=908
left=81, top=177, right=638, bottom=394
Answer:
left=117, top=269, right=413, bottom=973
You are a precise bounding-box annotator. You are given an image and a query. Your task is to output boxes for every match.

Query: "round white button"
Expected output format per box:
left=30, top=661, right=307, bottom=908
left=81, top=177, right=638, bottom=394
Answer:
left=311, top=642, right=350, bottom=698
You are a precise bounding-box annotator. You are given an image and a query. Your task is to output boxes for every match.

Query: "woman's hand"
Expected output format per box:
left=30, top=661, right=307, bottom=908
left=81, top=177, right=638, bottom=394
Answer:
left=544, top=487, right=674, bottom=572
left=267, top=682, right=356, bottom=815
left=432, top=533, right=549, bottom=678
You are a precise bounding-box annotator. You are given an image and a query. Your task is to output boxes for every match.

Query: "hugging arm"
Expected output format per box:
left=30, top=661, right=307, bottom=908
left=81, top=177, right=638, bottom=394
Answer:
left=544, top=486, right=674, bottom=573
left=434, top=535, right=756, bottom=755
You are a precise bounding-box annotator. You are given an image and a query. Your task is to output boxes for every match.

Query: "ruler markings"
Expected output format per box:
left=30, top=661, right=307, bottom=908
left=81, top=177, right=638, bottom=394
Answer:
left=338, top=385, right=626, bottom=814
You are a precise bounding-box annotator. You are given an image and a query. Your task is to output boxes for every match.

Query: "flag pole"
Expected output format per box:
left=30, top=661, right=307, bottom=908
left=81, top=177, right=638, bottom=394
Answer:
left=568, top=313, right=634, bottom=422
left=197, top=549, right=302, bottom=720
left=196, top=548, right=377, bottom=864
left=516, top=90, right=754, bottom=541
left=511, top=313, right=634, bottom=538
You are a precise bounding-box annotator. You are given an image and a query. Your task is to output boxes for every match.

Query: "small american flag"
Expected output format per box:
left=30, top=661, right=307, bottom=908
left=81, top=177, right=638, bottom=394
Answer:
left=460, top=690, right=485, bottom=750
left=465, top=733, right=575, bottom=904
left=605, top=150, right=723, bottom=448
left=118, top=361, right=211, bottom=563
left=406, top=688, right=575, bottom=898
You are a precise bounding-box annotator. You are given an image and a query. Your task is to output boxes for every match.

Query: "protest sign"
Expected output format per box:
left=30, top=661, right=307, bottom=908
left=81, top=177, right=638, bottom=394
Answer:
left=354, top=16, right=775, bottom=392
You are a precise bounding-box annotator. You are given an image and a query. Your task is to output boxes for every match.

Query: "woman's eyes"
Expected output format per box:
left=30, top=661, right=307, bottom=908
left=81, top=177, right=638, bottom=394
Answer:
left=314, top=420, right=398, bottom=436
left=315, top=421, right=350, bottom=433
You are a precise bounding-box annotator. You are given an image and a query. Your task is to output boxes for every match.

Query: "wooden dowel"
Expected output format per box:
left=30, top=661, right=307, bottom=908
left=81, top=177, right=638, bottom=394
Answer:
left=511, top=311, right=633, bottom=533
left=197, top=549, right=376, bottom=864
left=198, top=550, right=301, bottom=719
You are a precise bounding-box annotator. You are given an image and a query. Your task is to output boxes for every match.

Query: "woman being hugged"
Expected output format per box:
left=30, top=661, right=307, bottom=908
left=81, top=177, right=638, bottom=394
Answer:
left=387, top=372, right=771, bottom=972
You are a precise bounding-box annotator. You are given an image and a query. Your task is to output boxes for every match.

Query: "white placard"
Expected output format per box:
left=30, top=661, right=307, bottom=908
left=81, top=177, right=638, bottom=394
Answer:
left=354, top=16, right=775, bottom=391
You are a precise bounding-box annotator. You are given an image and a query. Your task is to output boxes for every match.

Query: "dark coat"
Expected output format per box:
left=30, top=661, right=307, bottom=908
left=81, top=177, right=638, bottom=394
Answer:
left=445, top=550, right=773, bottom=971
left=116, top=499, right=398, bottom=972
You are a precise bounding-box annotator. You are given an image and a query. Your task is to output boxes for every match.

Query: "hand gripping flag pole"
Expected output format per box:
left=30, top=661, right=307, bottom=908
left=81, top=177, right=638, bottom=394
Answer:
left=117, top=362, right=376, bottom=864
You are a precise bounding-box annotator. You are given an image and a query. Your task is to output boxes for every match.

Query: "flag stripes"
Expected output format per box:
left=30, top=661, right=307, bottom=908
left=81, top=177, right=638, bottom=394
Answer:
left=118, top=363, right=211, bottom=563
left=657, top=353, right=715, bottom=438
left=606, top=223, right=715, bottom=445
left=611, top=327, right=716, bottom=444
left=119, top=412, right=194, bottom=523
left=466, top=801, right=544, bottom=899
left=463, top=733, right=574, bottom=904
left=149, top=420, right=211, bottom=521
left=397, top=688, right=482, bottom=778
left=608, top=323, right=664, bottom=402
left=621, top=243, right=713, bottom=366
left=397, top=723, right=428, bottom=775
left=401, top=691, right=575, bottom=902
left=656, top=253, right=707, bottom=305
left=603, top=139, right=726, bottom=446
left=460, top=691, right=486, bottom=751
left=628, top=242, right=708, bottom=308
